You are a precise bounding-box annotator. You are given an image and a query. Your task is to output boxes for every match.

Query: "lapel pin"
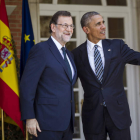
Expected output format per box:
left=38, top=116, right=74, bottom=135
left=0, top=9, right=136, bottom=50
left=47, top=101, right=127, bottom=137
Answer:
left=108, top=49, right=111, bottom=51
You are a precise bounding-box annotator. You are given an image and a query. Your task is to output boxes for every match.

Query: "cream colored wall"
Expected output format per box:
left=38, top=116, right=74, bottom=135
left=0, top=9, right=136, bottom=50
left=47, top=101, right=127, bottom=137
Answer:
left=29, top=0, right=40, bottom=44
left=136, top=0, right=140, bottom=51
left=123, top=0, right=140, bottom=138
left=135, top=0, right=140, bottom=139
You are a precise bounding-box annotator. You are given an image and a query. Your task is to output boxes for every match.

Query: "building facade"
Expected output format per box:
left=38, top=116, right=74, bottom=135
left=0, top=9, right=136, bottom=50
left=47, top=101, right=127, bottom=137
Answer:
left=5, top=0, right=140, bottom=139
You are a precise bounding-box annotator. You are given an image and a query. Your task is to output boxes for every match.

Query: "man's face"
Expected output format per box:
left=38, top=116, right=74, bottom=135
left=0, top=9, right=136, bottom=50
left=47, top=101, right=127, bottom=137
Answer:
left=84, top=15, right=106, bottom=44
left=51, top=16, right=73, bottom=46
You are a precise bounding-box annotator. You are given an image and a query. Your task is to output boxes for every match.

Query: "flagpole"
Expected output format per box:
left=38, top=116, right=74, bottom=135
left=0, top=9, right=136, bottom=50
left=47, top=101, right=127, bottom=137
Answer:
left=26, top=129, right=28, bottom=140
left=1, top=109, right=5, bottom=140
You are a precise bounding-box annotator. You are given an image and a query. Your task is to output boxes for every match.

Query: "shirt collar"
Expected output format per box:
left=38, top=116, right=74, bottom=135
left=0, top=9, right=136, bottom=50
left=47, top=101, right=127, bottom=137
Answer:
left=87, top=39, right=102, bottom=50
left=51, top=36, right=65, bottom=50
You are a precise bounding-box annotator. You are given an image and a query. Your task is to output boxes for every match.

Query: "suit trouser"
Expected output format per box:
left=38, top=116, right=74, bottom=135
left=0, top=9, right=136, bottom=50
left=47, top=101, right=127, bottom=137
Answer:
left=84, top=107, right=131, bottom=140
left=32, top=120, right=73, bottom=140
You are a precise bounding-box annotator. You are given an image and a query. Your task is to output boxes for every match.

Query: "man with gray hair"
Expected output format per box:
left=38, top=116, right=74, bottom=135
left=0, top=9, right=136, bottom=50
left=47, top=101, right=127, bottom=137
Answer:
left=20, top=11, right=77, bottom=140
left=72, top=11, right=140, bottom=140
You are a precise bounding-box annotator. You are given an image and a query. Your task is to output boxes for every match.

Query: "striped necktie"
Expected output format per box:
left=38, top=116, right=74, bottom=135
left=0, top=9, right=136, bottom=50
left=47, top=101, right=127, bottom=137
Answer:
left=94, top=45, right=104, bottom=83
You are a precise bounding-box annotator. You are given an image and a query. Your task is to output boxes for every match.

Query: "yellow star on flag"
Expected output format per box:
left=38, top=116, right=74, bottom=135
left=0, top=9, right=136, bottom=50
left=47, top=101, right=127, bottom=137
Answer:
left=33, top=40, right=35, bottom=44
left=24, top=34, right=30, bottom=43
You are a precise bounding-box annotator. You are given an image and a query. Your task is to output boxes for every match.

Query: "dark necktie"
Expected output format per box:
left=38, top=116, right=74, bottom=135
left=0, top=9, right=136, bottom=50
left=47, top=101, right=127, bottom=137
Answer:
left=94, top=45, right=104, bottom=83
left=61, top=47, right=72, bottom=81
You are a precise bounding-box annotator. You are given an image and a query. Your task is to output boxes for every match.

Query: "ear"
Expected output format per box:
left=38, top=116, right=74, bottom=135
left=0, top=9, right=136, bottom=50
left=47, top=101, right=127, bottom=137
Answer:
left=82, top=26, right=90, bottom=34
left=51, top=23, right=56, bottom=33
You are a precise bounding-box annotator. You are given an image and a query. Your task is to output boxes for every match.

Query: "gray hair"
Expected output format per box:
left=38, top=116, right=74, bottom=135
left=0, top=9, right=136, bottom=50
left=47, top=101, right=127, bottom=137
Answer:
left=80, top=11, right=100, bottom=28
left=49, top=11, right=72, bottom=33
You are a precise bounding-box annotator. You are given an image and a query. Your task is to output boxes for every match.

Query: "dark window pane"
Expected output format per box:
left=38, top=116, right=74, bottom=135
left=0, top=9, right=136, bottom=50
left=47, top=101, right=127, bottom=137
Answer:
left=74, top=92, right=79, bottom=113
left=108, top=18, right=124, bottom=38
left=40, top=16, right=76, bottom=38
left=40, top=16, right=52, bottom=38
left=58, top=0, right=101, bottom=5
left=74, top=80, right=78, bottom=88
left=107, top=0, right=127, bottom=6
left=73, top=117, right=80, bottom=138
left=66, top=41, right=76, bottom=51
left=125, top=90, right=128, bottom=99
left=125, top=90, right=128, bottom=98
left=72, top=17, right=76, bottom=38
left=123, top=67, right=127, bottom=87
left=39, top=0, right=52, bottom=3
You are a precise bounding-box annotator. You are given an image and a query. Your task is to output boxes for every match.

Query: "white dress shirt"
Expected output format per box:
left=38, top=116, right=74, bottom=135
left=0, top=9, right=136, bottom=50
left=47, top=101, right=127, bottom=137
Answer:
left=51, top=36, right=75, bottom=79
left=87, top=39, right=105, bottom=74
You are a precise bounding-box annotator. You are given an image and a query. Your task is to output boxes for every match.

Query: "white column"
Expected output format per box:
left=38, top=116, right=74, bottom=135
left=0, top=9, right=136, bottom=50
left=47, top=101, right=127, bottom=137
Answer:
left=128, top=0, right=140, bottom=140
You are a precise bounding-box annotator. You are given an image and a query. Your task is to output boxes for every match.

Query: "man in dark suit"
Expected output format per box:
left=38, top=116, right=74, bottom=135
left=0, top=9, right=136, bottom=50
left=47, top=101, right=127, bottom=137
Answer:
left=72, top=11, right=140, bottom=140
left=20, top=11, right=77, bottom=140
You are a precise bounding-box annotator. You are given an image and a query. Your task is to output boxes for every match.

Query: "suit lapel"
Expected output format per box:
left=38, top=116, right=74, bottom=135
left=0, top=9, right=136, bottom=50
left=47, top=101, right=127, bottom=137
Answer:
left=66, top=49, right=77, bottom=85
left=80, top=41, right=100, bottom=84
left=102, top=39, right=112, bottom=84
left=48, top=37, right=71, bottom=82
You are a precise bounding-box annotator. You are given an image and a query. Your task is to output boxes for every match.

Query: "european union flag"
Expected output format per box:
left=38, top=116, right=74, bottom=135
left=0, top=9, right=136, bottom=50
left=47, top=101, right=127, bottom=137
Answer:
left=20, top=0, right=35, bottom=78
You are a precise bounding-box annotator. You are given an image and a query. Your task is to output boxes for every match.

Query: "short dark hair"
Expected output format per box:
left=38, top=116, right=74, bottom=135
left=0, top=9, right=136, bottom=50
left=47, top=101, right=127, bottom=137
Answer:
left=80, top=11, right=100, bottom=28
left=49, top=11, right=72, bottom=33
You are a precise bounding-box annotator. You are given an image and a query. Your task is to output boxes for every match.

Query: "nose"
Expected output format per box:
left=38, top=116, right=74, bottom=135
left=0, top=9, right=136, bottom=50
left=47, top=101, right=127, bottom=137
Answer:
left=101, top=23, right=106, bottom=29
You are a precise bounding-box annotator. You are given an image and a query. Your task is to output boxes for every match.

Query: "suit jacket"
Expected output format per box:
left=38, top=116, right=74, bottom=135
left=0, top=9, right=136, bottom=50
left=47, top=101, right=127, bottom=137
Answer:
left=20, top=37, right=77, bottom=132
left=72, top=39, right=140, bottom=134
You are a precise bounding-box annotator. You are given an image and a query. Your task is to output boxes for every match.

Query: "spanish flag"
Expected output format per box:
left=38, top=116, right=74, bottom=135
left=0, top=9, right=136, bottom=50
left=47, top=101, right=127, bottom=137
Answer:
left=0, top=0, right=24, bottom=134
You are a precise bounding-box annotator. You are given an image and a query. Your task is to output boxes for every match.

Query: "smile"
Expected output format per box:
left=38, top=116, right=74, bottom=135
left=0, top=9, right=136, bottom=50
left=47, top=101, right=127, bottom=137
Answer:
left=101, top=31, right=105, bottom=34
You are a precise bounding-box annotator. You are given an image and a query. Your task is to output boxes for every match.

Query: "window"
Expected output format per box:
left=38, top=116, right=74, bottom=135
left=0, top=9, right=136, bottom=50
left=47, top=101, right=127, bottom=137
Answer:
left=39, top=0, right=52, bottom=3
left=107, top=0, right=127, bottom=6
left=58, top=0, right=101, bottom=5
left=108, top=18, right=124, bottom=38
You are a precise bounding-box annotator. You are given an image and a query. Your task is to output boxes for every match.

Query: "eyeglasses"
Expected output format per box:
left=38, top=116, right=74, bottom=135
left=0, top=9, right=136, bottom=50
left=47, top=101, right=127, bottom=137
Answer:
left=56, top=24, right=75, bottom=29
